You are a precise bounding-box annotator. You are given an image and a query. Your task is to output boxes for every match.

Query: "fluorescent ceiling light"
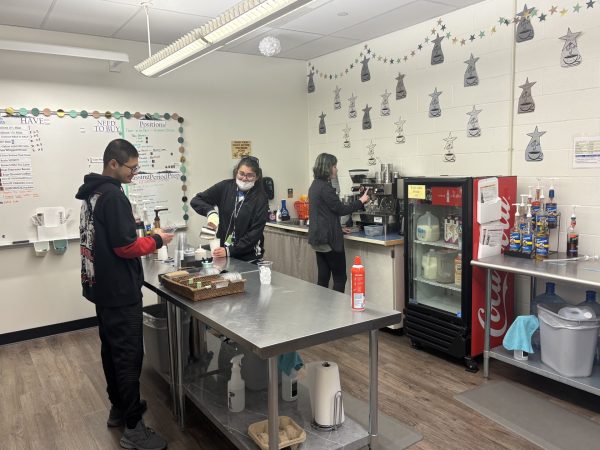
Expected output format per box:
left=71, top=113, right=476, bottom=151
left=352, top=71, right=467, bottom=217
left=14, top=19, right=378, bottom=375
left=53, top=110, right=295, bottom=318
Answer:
left=135, top=0, right=315, bottom=78
left=0, top=39, right=129, bottom=71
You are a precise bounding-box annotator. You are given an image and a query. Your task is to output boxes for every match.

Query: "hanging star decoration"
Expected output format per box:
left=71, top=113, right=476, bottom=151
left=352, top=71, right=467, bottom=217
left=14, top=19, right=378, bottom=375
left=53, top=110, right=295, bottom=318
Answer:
left=559, top=28, right=583, bottom=67
left=464, top=53, right=480, bottom=87
left=516, top=4, right=535, bottom=43
left=380, top=89, right=392, bottom=116
left=431, top=34, right=445, bottom=65
left=466, top=105, right=482, bottom=137
left=348, top=93, right=358, bottom=119
left=318, top=112, right=326, bottom=134
left=333, top=85, right=342, bottom=110
left=587, top=1, right=595, bottom=8
left=362, top=104, right=373, bottom=130
left=443, top=132, right=457, bottom=162
left=394, top=117, right=406, bottom=144
left=342, top=124, right=351, bottom=148
left=525, top=126, right=546, bottom=161
left=518, top=77, right=536, bottom=113
left=396, top=73, right=407, bottom=100
left=428, top=88, right=443, bottom=118
left=367, top=140, right=377, bottom=165
left=360, top=56, right=371, bottom=82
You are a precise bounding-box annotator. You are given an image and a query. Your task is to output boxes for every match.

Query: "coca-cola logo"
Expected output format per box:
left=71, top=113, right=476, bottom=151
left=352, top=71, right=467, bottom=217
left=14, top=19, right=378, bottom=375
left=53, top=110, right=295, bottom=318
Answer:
left=477, top=270, right=508, bottom=337
left=499, top=196, right=511, bottom=247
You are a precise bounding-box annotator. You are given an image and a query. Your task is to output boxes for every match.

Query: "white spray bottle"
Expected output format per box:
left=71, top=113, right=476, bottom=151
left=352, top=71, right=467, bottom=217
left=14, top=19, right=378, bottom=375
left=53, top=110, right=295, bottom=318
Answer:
left=227, top=355, right=245, bottom=412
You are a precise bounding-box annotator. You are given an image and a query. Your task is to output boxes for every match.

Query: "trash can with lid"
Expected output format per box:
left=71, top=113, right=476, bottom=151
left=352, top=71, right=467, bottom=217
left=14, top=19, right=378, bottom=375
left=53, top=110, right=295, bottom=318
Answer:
left=538, top=304, right=600, bottom=377
left=143, top=303, right=190, bottom=376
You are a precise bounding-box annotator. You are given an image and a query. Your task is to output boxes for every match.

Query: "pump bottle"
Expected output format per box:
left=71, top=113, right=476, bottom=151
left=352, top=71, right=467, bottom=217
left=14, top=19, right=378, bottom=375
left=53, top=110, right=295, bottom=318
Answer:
left=546, top=179, right=558, bottom=229
left=509, top=204, right=522, bottom=252
left=521, top=205, right=534, bottom=256
left=351, top=256, right=366, bottom=311
left=227, top=355, right=245, bottom=413
left=519, top=195, right=528, bottom=232
left=567, top=206, right=579, bottom=258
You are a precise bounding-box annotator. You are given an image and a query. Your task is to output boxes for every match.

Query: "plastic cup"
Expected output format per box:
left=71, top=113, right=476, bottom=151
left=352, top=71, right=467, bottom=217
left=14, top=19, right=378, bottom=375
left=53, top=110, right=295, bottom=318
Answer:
left=209, top=238, right=220, bottom=252
left=258, top=261, right=273, bottom=285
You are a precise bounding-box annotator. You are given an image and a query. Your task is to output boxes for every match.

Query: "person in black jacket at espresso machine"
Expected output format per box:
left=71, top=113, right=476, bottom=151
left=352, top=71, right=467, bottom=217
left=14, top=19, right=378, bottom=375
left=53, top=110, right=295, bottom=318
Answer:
left=191, top=156, right=269, bottom=262
left=76, top=139, right=173, bottom=450
left=308, top=153, right=370, bottom=293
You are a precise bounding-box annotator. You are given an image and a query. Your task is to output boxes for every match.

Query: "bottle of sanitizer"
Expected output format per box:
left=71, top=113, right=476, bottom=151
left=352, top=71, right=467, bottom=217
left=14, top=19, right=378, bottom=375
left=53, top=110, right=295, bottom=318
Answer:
left=227, top=355, right=245, bottom=413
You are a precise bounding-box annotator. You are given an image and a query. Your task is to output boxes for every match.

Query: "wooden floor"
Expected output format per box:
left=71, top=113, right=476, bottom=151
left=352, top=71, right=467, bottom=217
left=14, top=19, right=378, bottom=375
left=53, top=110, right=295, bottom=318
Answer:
left=2, top=328, right=600, bottom=450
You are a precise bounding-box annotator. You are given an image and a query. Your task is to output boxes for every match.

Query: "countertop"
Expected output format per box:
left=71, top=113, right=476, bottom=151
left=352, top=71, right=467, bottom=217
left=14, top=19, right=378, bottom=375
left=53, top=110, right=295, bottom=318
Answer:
left=142, top=258, right=402, bottom=358
left=265, top=221, right=403, bottom=247
left=471, top=252, right=600, bottom=288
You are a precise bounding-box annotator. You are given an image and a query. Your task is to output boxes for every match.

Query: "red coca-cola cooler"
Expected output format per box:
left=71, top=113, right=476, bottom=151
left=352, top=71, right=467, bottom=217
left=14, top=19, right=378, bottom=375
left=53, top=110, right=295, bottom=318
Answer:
left=403, top=177, right=516, bottom=371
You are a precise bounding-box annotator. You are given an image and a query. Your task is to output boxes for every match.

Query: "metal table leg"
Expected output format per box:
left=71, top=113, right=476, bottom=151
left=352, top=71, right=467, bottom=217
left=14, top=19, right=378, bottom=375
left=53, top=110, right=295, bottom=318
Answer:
left=166, top=301, right=180, bottom=419
left=268, top=356, right=279, bottom=450
left=369, top=329, right=379, bottom=449
left=483, top=268, right=492, bottom=378
left=175, top=306, right=186, bottom=429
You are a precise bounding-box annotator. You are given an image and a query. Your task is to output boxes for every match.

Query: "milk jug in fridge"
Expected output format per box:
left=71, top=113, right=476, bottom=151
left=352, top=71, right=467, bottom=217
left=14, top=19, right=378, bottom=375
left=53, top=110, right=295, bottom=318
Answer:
left=416, top=211, right=440, bottom=242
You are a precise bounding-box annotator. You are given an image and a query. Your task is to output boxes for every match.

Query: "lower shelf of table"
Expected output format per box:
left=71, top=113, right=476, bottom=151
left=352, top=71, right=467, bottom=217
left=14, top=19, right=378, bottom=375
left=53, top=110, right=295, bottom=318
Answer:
left=182, top=370, right=370, bottom=450
left=489, top=345, right=600, bottom=396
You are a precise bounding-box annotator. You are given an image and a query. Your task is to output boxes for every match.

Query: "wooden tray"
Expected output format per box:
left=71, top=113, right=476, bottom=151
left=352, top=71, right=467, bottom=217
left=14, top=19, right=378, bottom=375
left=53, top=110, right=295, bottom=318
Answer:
left=248, top=416, right=306, bottom=450
left=159, top=272, right=245, bottom=301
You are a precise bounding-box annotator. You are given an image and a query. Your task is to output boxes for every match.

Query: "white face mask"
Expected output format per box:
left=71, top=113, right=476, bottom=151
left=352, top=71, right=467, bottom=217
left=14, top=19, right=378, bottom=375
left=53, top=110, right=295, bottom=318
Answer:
left=236, top=178, right=255, bottom=191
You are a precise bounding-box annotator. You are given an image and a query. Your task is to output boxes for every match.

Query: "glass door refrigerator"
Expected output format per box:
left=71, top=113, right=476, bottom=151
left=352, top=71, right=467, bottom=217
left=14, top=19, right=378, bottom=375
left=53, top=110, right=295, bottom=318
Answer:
left=403, top=177, right=517, bottom=371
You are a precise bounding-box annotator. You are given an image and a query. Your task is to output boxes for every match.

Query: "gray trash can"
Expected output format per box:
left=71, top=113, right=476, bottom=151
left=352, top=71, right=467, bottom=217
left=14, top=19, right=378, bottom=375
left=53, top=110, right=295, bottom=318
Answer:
left=143, top=303, right=190, bottom=376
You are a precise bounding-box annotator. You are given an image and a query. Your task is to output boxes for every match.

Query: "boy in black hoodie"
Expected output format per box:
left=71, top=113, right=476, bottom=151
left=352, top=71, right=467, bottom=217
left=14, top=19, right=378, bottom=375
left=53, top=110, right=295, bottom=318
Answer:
left=76, top=139, right=173, bottom=450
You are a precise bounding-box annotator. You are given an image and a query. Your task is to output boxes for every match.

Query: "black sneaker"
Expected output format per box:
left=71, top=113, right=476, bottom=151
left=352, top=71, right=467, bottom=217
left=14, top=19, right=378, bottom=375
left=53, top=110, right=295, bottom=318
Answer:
left=107, top=399, right=148, bottom=427
left=120, top=420, right=167, bottom=450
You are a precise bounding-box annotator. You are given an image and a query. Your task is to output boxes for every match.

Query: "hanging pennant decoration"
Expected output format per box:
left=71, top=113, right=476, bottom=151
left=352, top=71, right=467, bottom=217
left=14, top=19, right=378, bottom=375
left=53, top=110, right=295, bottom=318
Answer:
left=362, top=104, right=372, bottom=130
left=428, top=88, right=442, bottom=118
left=466, top=105, right=482, bottom=137
left=360, top=56, right=371, bottom=82
left=307, top=70, right=315, bottom=93
left=367, top=140, right=377, bottom=165
left=464, top=53, right=480, bottom=87
left=348, top=93, right=358, bottom=119
left=318, top=112, right=326, bottom=134
left=380, top=90, right=391, bottom=116
left=396, top=73, right=407, bottom=100
left=516, top=4, right=535, bottom=43
left=394, top=117, right=406, bottom=144
left=333, top=86, right=342, bottom=110
left=525, top=126, right=546, bottom=162
left=443, top=132, right=457, bottom=162
left=343, top=124, right=351, bottom=148
left=518, top=77, right=536, bottom=114
left=559, top=28, right=582, bottom=67
left=431, top=34, right=445, bottom=65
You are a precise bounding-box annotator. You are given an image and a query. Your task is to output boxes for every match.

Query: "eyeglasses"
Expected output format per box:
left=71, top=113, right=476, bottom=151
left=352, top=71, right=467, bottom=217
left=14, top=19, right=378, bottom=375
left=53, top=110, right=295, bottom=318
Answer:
left=237, top=170, right=257, bottom=180
left=119, top=162, right=140, bottom=174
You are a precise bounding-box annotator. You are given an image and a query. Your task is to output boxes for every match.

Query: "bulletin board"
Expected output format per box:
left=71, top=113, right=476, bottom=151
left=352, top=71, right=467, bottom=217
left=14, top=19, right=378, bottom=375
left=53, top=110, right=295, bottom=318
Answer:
left=0, top=108, right=189, bottom=245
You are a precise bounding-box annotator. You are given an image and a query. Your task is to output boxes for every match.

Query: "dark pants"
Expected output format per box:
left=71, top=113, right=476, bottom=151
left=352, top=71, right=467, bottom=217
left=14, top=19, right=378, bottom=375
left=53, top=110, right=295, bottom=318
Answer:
left=96, top=301, right=144, bottom=428
left=316, top=250, right=347, bottom=293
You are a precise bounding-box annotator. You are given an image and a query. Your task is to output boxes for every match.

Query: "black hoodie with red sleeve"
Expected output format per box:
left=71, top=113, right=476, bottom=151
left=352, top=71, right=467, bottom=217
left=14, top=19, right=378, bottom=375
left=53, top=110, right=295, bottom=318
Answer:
left=75, top=173, right=163, bottom=307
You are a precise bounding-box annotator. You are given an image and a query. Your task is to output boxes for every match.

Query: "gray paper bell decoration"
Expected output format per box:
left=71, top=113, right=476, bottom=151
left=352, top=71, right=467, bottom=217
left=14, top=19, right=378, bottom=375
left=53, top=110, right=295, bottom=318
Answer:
left=396, top=73, right=407, bottom=100
left=360, top=56, right=371, bottom=82
left=307, top=70, right=315, bottom=93
left=431, top=34, right=444, bottom=65
left=517, top=78, right=536, bottom=114
left=516, top=5, right=534, bottom=43
left=362, top=104, right=372, bottom=130
left=525, top=126, right=546, bottom=162
left=318, top=112, right=326, bottom=134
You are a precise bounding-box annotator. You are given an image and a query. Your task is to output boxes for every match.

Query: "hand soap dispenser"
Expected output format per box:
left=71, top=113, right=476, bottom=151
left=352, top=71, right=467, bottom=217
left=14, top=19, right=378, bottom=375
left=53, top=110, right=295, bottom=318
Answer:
left=227, top=355, right=245, bottom=412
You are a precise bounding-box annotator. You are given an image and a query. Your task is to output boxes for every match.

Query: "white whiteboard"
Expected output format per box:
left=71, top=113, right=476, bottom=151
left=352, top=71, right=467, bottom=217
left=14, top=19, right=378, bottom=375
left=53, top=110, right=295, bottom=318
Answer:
left=0, top=112, right=188, bottom=245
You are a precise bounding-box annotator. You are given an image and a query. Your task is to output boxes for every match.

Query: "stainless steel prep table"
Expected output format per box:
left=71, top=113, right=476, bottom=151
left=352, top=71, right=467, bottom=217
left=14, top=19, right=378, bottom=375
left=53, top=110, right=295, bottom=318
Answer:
left=142, top=258, right=402, bottom=450
left=472, top=253, right=600, bottom=395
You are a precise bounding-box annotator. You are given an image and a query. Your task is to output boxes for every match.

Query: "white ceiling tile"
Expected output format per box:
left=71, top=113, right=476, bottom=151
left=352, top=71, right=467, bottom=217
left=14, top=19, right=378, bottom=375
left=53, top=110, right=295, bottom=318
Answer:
left=43, top=0, right=138, bottom=37
left=223, top=29, right=322, bottom=56
left=278, top=35, right=361, bottom=60
left=277, top=0, right=414, bottom=35
left=433, top=0, right=486, bottom=7
left=331, top=0, right=457, bottom=40
left=113, top=8, right=210, bottom=44
left=0, top=0, right=54, bottom=28
left=101, top=0, right=241, bottom=16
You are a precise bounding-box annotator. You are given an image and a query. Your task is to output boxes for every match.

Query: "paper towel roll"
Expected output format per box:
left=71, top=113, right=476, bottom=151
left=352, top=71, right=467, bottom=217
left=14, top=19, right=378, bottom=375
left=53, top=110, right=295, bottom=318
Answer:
left=313, top=361, right=344, bottom=427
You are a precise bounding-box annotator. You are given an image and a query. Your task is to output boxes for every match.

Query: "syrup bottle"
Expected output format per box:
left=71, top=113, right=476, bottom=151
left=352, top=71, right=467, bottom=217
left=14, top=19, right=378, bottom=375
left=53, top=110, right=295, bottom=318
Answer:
left=567, top=206, right=579, bottom=258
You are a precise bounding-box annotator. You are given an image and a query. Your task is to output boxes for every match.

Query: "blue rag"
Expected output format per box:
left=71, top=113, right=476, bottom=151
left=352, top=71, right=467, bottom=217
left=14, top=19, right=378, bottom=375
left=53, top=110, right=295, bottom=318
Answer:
left=278, top=352, right=304, bottom=376
left=502, top=315, right=539, bottom=354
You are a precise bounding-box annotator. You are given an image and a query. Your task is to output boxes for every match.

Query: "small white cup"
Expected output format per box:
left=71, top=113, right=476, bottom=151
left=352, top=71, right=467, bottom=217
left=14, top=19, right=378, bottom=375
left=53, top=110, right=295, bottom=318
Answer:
left=209, top=238, right=221, bottom=252
left=258, top=260, right=273, bottom=285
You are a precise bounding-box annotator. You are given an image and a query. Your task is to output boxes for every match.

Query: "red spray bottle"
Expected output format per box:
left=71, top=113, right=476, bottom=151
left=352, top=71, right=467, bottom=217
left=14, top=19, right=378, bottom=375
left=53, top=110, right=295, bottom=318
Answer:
left=351, top=256, right=365, bottom=311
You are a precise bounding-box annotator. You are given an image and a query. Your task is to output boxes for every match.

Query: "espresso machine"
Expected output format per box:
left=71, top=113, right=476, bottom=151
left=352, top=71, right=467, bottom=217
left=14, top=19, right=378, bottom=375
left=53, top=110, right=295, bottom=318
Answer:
left=348, top=165, right=403, bottom=235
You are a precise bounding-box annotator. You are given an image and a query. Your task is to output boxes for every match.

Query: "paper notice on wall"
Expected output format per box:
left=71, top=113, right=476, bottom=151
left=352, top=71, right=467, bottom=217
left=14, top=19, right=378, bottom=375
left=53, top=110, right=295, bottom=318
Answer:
left=573, top=137, right=600, bottom=168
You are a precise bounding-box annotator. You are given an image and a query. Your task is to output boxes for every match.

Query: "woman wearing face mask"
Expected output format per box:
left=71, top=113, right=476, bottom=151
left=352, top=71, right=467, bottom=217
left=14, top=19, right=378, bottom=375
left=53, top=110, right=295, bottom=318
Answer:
left=191, top=156, right=268, bottom=261
left=308, top=153, right=369, bottom=293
